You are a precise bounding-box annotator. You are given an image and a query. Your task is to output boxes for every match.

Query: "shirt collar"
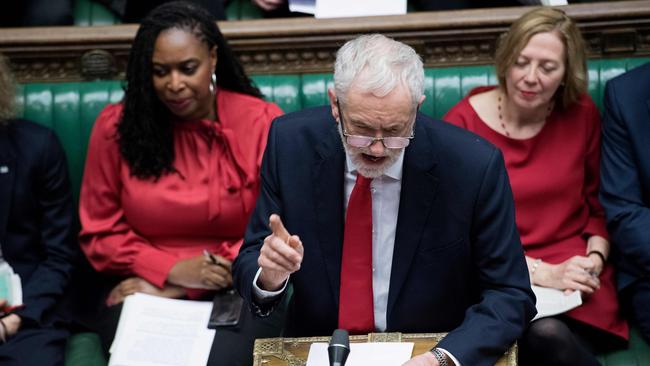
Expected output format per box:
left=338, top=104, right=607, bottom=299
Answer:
left=345, top=149, right=405, bottom=181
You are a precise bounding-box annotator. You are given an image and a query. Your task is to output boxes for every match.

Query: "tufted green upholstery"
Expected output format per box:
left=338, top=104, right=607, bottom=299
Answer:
left=17, top=58, right=649, bottom=199
left=64, top=332, right=108, bottom=366
left=15, top=81, right=125, bottom=203
left=16, top=58, right=649, bottom=366
left=225, top=0, right=264, bottom=20
left=598, top=327, right=650, bottom=366
left=73, top=0, right=120, bottom=26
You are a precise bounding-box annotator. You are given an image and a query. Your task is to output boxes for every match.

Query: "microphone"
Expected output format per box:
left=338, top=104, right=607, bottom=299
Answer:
left=328, top=329, right=350, bottom=366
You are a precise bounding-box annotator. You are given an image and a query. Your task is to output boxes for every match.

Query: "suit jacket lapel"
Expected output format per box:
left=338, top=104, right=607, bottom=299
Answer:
left=312, top=123, right=346, bottom=305
left=387, top=118, right=439, bottom=320
left=0, top=129, right=16, bottom=245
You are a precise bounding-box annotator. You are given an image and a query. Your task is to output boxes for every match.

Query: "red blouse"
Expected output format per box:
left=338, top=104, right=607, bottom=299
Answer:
left=79, top=89, right=282, bottom=296
left=444, top=86, right=628, bottom=340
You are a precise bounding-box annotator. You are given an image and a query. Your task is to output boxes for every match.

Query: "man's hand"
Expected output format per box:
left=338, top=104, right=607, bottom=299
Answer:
left=402, top=352, right=440, bottom=366
left=252, top=0, right=286, bottom=11
left=168, top=254, right=233, bottom=290
left=106, top=277, right=186, bottom=306
left=257, top=214, right=304, bottom=291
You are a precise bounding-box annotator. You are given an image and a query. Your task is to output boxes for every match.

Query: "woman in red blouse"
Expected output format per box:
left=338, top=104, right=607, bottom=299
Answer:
left=78, top=1, right=282, bottom=353
left=444, top=8, right=626, bottom=366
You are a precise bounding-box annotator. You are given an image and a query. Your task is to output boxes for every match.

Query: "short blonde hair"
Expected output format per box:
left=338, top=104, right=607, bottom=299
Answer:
left=494, top=7, right=587, bottom=109
left=0, top=55, right=16, bottom=125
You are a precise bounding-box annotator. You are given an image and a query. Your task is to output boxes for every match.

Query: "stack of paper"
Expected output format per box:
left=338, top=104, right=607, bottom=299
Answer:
left=0, top=262, right=22, bottom=307
left=532, top=285, right=582, bottom=321
left=288, top=0, right=407, bottom=18
left=306, top=342, right=414, bottom=366
left=289, top=0, right=315, bottom=14
left=109, top=293, right=215, bottom=366
left=541, top=0, right=569, bottom=5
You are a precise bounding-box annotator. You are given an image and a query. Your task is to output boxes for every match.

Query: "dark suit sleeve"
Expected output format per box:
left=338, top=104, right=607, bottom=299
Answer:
left=15, top=130, right=77, bottom=325
left=233, top=119, right=286, bottom=314
left=437, top=148, right=536, bottom=366
left=600, top=80, right=650, bottom=275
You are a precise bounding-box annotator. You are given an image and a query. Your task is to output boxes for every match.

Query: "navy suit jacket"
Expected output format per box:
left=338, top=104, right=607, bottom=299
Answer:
left=233, top=107, right=536, bottom=366
left=0, top=120, right=78, bottom=326
left=600, top=62, right=650, bottom=289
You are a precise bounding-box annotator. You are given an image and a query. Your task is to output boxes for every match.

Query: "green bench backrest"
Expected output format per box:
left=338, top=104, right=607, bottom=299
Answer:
left=15, top=58, right=649, bottom=200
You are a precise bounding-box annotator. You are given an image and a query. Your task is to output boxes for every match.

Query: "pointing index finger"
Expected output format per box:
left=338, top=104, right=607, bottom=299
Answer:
left=269, top=214, right=290, bottom=243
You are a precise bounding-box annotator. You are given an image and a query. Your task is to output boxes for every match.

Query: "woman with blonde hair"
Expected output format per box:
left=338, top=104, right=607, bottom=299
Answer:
left=445, top=7, right=627, bottom=365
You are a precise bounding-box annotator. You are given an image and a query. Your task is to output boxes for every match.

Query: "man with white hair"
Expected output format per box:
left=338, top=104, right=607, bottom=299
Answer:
left=233, top=34, right=535, bottom=366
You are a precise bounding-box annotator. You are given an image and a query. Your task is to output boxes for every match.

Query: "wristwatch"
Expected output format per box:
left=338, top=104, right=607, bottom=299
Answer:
left=430, top=348, right=448, bottom=366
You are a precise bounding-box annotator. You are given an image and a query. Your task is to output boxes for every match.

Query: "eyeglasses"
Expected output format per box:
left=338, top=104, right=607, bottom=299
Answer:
left=336, top=100, right=416, bottom=149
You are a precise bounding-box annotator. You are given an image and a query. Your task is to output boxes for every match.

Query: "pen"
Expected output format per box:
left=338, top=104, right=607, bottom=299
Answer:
left=203, top=249, right=226, bottom=269
left=0, top=304, right=23, bottom=316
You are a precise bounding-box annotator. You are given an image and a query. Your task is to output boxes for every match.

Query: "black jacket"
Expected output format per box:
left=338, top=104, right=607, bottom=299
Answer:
left=0, top=119, right=78, bottom=326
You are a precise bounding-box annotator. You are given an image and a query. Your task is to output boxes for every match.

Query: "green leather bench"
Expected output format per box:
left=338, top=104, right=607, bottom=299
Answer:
left=16, top=58, right=650, bottom=365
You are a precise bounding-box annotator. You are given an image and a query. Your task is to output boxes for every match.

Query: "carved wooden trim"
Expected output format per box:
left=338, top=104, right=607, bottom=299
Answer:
left=1, top=1, right=649, bottom=82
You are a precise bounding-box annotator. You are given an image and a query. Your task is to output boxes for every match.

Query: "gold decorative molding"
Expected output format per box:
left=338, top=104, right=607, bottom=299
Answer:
left=1, top=1, right=650, bottom=82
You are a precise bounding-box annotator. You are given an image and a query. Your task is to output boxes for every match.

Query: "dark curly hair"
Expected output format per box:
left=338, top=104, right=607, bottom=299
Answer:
left=118, top=1, right=262, bottom=179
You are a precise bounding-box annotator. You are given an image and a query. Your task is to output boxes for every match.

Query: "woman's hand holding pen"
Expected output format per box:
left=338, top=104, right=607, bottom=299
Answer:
left=202, top=250, right=233, bottom=290
left=167, top=253, right=233, bottom=290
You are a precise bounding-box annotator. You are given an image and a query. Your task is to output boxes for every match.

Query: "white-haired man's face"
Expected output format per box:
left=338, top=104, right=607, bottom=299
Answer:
left=328, top=83, right=420, bottom=178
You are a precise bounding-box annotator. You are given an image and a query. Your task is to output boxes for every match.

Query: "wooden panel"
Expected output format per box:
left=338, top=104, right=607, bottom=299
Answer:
left=1, top=1, right=650, bottom=82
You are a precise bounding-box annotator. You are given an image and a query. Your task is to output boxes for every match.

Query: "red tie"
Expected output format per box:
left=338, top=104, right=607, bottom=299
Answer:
left=338, top=174, right=374, bottom=334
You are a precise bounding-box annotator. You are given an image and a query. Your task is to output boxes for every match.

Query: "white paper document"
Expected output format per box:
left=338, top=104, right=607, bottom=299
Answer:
left=541, top=0, right=569, bottom=5
left=532, top=285, right=582, bottom=321
left=306, top=342, right=414, bottom=366
left=109, top=293, right=215, bottom=366
left=315, top=0, right=407, bottom=19
left=0, top=262, right=22, bottom=307
left=289, top=0, right=315, bottom=14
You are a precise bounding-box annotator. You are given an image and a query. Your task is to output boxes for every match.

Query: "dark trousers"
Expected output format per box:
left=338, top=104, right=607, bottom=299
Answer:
left=519, top=315, right=625, bottom=366
left=622, top=277, right=650, bottom=344
left=0, top=0, right=73, bottom=26
left=208, top=302, right=287, bottom=365
left=0, top=326, right=69, bottom=366
left=123, top=0, right=227, bottom=22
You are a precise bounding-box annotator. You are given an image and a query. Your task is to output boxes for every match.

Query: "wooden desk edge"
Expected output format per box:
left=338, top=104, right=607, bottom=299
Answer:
left=253, top=332, right=517, bottom=366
